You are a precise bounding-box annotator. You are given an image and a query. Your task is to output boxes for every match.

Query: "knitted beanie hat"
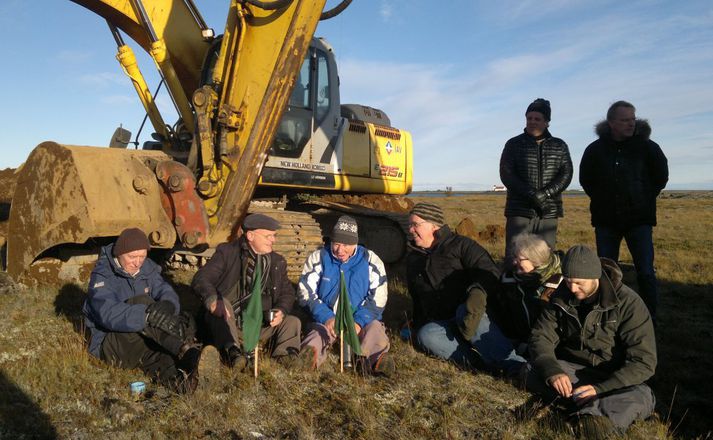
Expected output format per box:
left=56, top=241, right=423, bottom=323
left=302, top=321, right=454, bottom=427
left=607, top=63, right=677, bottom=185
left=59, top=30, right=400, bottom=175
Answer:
left=410, top=202, right=444, bottom=227
left=526, top=98, right=551, bottom=122
left=331, top=215, right=359, bottom=245
left=113, top=228, right=150, bottom=256
left=562, top=245, right=602, bottom=279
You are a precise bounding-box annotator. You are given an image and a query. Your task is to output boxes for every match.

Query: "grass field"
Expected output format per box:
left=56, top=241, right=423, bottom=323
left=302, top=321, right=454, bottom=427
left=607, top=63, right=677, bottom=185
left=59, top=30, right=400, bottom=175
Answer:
left=0, top=193, right=711, bottom=439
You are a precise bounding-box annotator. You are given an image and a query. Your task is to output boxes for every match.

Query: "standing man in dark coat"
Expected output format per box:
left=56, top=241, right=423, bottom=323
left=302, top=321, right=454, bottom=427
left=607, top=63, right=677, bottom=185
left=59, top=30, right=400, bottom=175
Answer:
left=83, top=228, right=202, bottom=393
left=580, top=101, right=668, bottom=321
left=192, top=213, right=301, bottom=369
left=500, top=98, right=573, bottom=259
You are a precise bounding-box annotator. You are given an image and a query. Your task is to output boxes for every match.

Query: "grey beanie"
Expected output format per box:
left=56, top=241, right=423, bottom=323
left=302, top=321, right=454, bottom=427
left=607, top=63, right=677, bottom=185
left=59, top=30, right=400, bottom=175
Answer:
left=243, top=213, right=281, bottom=231
left=562, top=245, right=602, bottom=279
left=331, top=215, right=359, bottom=245
left=410, top=202, right=444, bottom=227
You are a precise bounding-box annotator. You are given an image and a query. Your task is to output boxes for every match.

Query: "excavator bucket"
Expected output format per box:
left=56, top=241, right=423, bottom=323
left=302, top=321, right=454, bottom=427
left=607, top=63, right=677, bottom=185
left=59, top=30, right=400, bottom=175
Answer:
left=6, top=142, right=177, bottom=278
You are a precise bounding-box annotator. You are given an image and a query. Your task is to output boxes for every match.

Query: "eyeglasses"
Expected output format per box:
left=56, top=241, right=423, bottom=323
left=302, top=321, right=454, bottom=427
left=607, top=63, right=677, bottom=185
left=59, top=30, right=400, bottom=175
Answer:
left=252, top=231, right=276, bottom=241
left=408, top=221, right=428, bottom=229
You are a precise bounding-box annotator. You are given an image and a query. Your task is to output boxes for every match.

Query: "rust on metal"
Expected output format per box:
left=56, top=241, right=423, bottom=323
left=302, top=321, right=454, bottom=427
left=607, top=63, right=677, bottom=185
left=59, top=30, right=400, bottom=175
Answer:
left=155, top=160, right=210, bottom=250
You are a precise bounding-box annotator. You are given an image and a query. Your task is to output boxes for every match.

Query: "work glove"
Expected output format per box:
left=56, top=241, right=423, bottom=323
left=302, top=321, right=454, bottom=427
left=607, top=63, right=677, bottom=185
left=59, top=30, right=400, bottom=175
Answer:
left=528, top=190, right=548, bottom=213
left=458, top=285, right=487, bottom=341
left=146, top=301, right=184, bottom=339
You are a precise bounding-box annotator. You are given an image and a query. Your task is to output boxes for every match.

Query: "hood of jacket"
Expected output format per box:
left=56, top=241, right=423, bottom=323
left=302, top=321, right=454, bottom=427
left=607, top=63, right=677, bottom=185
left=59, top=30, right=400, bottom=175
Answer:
left=594, top=118, right=652, bottom=141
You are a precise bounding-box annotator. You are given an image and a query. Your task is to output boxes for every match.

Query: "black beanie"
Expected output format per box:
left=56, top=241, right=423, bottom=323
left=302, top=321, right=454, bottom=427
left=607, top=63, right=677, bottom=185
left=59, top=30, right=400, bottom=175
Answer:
left=562, top=245, right=602, bottom=279
left=526, top=98, right=551, bottom=122
left=113, top=228, right=151, bottom=256
left=331, top=215, right=359, bottom=245
left=410, top=202, right=444, bottom=227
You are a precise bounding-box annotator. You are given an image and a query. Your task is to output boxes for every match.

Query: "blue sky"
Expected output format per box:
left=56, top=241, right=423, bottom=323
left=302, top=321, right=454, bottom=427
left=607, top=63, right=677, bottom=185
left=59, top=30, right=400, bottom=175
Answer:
left=1, top=1, right=712, bottom=190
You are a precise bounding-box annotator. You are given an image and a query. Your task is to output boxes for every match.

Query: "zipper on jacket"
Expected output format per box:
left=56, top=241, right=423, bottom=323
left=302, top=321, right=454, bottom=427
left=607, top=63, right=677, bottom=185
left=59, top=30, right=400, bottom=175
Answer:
left=537, top=140, right=543, bottom=189
left=517, top=285, right=531, bottom=327
left=554, top=302, right=583, bottom=349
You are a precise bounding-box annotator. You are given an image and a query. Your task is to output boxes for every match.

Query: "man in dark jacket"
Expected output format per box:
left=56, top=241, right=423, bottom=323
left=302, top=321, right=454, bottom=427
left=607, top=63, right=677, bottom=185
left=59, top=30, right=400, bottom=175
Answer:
left=407, top=202, right=523, bottom=374
left=500, top=98, right=573, bottom=259
left=580, top=101, right=668, bottom=321
left=83, top=228, right=201, bottom=393
left=526, top=245, right=656, bottom=436
left=192, top=213, right=301, bottom=369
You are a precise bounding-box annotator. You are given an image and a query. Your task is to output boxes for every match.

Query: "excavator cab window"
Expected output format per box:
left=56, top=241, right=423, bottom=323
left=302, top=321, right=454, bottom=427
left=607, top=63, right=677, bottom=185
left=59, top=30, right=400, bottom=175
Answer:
left=270, top=48, right=334, bottom=159
left=315, top=51, right=331, bottom=124
left=270, top=51, right=314, bottom=158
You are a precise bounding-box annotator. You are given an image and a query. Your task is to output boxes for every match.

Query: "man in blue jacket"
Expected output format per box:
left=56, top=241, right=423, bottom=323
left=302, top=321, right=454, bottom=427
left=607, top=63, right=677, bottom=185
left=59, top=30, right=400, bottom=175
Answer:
left=83, top=228, right=201, bottom=393
left=298, top=215, right=393, bottom=375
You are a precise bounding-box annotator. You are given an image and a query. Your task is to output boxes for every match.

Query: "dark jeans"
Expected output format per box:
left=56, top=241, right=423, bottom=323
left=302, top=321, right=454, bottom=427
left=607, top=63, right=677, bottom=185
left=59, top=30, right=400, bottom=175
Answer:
left=416, top=305, right=525, bottom=374
left=595, top=225, right=657, bottom=320
left=100, top=295, right=184, bottom=383
left=505, top=216, right=558, bottom=259
left=524, top=360, right=655, bottom=432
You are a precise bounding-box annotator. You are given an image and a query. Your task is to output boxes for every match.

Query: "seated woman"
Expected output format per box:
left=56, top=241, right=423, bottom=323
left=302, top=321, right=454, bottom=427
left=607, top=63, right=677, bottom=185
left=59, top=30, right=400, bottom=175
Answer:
left=493, top=233, right=563, bottom=356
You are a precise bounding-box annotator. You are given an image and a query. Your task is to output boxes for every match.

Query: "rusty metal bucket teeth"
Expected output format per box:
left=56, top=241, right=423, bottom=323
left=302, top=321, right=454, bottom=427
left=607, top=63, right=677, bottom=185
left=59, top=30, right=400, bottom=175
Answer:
left=6, top=141, right=177, bottom=277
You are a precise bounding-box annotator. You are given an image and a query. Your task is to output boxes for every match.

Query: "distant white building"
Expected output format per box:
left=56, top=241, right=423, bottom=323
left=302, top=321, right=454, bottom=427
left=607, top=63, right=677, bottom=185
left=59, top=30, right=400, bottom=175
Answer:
left=491, top=185, right=506, bottom=192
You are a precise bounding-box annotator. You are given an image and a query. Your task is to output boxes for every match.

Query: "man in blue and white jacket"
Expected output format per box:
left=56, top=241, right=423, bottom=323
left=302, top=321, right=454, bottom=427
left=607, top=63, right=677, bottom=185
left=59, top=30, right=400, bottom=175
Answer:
left=83, top=228, right=201, bottom=393
left=298, top=215, right=393, bottom=374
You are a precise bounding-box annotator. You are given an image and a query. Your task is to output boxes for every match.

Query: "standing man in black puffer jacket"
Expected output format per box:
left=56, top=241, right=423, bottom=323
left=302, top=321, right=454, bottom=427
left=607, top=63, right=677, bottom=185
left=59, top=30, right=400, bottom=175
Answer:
left=580, top=101, right=668, bottom=322
left=500, top=98, right=573, bottom=260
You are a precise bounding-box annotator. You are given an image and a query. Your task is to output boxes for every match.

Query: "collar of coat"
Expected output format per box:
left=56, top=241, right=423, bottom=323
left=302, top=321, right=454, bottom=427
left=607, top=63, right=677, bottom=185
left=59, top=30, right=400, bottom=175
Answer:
left=594, top=118, right=652, bottom=142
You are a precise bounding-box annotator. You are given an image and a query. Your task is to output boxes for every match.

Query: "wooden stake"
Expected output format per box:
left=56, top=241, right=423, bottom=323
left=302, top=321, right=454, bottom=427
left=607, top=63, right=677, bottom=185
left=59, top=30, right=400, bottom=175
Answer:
left=254, top=345, right=259, bottom=378
left=340, top=330, right=344, bottom=373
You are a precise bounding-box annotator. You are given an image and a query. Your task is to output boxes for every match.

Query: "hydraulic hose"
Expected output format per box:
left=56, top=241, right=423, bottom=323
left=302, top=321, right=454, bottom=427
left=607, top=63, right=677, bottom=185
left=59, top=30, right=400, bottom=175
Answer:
left=241, top=0, right=294, bottom=10
left=320, top=0, right=352, bottom=20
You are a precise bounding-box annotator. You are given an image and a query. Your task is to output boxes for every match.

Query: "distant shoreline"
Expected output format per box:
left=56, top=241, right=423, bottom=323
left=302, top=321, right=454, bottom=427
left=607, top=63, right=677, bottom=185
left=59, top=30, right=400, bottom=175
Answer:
left=410, top=190, right=713, bottom=199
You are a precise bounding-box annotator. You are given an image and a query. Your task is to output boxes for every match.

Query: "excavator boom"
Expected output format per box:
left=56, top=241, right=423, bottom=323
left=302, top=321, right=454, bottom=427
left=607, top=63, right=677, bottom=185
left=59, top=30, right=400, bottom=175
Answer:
left=6, top=0, right=328, bottom=277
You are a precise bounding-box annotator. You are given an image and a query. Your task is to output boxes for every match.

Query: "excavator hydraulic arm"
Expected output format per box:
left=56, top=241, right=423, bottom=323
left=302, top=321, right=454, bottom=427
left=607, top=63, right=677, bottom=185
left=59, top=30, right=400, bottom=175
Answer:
left=6, top=0, right=329, bottom=277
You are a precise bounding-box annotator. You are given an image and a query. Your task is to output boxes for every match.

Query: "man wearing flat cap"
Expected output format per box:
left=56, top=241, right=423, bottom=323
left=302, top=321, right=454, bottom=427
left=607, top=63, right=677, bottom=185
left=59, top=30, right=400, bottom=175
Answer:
left=406, top=203, right=523, bottom=374
left=83, top=228, right=202, bottom=393
left=526, top=244, right=656, bottom=436
left=192, top=213, right=301, bottom=369
left=297, top=215, right=393, bottom=375
left=500, top=98, right=573, bottom=260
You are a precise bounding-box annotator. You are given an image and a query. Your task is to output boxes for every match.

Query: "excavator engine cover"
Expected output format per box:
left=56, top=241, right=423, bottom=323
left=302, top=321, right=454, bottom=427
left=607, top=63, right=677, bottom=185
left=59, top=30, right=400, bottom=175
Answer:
left=7, top=142, right=177, bottom=277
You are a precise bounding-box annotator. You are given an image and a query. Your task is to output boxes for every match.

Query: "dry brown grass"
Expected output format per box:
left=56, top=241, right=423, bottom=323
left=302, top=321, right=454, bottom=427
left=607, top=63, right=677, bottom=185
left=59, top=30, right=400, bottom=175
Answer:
left=0, top=193, right=710, bottom=439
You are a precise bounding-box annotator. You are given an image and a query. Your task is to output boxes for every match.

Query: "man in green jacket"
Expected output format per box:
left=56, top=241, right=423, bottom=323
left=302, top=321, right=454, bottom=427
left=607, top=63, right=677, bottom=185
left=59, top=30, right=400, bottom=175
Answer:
left=526, top=245, right=656, bottom=436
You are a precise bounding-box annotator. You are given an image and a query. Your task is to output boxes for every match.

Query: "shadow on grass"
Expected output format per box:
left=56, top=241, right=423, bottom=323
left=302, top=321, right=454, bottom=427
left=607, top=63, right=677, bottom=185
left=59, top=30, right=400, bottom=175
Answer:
left=649, top=277, right=713, bottom=439
left=0, top=370, right=57, bottom=439
left=54, top=283, right=88, bottom=339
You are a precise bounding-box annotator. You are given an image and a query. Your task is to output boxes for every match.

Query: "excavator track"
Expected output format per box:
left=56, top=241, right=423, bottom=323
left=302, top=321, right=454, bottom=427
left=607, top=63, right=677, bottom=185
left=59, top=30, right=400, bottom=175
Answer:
left=167, top=209, right=325, bottom=282
left=166, top=199, right=410, bottom=283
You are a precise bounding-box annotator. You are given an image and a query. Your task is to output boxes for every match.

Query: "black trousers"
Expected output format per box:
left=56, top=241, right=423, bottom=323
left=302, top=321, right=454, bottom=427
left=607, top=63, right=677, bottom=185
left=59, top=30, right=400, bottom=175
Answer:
left=100, top=295, right=184, bottom=383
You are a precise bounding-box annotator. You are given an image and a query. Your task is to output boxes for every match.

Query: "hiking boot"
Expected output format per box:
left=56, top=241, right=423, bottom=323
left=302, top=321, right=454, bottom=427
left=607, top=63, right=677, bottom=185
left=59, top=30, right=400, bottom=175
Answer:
left=197, top=345, right=221, bottom=384
left=354, top=356, right=370, bottom=375
left=372, top=352, right=396, bottom=377
left=174, top=343, right=202, bottom=394
left=299, top=346, right=318, bottom=370
left=224, top=345, right=248, bottom=371
left=574, top=414, right=616, bottom=440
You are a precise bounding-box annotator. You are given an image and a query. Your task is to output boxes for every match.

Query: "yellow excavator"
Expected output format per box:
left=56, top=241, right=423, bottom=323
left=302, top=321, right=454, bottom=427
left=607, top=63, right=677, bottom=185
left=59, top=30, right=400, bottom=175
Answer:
left=5, top=0, right=413, bottom=281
